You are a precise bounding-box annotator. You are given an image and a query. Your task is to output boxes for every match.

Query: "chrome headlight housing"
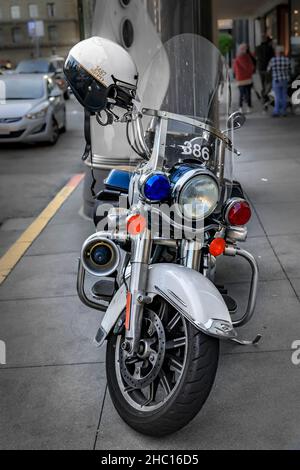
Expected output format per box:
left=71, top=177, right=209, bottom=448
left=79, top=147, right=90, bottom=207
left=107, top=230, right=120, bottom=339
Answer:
left=173, top=169, right=219, bottom=220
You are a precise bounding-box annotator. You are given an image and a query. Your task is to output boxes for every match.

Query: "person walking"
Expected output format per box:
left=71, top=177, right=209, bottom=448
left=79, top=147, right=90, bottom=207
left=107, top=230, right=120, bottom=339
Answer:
left=267, top=45, right=291, bottom=117
left=256, top=35, right=274, bottom=106
left=234, top=43, right=255, bottom=114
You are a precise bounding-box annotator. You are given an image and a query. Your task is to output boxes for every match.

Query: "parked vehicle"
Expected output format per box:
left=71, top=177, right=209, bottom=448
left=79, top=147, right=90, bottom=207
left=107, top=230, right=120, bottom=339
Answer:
left=15, top=57, right=70, bottom=100
left=66, top=34, right=260, bottom=436
left=0, top=60, right=13, bottom=72
left=0, top=74, right=66, bottom=145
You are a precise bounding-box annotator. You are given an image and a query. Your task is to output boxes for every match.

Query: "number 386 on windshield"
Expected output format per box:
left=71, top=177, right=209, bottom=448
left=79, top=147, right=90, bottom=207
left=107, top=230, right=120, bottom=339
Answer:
left=181, top=140, right=211, bottom=162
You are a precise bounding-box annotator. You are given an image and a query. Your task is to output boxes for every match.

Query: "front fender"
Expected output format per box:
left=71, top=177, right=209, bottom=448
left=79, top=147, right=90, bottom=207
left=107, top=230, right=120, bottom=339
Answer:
left=96, top=264, right=236, bottom=346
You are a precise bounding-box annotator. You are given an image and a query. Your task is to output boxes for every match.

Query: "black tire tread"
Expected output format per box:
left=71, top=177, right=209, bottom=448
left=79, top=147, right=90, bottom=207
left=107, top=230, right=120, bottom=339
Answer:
left=106, top=322, right=219, bottom=437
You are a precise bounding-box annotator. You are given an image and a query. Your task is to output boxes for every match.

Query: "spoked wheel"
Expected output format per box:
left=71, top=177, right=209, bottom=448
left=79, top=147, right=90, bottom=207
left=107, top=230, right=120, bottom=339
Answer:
left=106, top=297, right=219, bottom=436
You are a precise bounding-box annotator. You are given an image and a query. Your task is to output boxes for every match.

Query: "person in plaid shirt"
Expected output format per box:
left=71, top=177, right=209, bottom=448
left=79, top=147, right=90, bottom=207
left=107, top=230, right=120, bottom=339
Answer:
left=267, top=45, right=291, bottom=117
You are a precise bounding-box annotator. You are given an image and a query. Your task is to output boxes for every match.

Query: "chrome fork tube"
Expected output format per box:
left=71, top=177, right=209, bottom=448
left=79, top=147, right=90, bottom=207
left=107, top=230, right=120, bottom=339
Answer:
left=215, top=140, right=226, bottom=181
left=181, top=240, right=202, bottom=271
left=125, top=229, right=152, bottom=355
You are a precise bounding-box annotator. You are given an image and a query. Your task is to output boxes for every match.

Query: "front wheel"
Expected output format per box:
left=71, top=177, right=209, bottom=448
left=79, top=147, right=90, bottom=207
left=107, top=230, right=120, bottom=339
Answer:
left=106, top=298, right=219, bottom=437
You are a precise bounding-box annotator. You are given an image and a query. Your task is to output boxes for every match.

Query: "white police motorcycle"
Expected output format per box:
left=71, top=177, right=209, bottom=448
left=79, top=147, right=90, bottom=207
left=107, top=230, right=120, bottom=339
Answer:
left=65, top=34, right=260, bottom=436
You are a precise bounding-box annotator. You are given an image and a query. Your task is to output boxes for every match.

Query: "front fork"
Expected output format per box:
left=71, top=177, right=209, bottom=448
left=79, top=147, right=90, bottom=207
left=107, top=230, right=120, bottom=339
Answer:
left=124, top=229, right=152, bottom=355
left=124, top=236, right=203, bottom=356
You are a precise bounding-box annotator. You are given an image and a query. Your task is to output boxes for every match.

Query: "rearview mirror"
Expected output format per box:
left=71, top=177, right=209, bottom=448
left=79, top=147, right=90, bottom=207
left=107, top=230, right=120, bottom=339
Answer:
left=226, top=111, right=246, bottom=131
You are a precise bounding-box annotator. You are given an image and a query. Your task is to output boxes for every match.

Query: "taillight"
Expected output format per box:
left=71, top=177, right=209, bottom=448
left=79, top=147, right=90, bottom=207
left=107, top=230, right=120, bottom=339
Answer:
left=225, top=198, right=252, bottom=226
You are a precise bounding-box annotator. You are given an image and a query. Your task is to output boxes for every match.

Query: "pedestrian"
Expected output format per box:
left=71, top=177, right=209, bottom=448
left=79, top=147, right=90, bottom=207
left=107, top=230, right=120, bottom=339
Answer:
left=233, top=43, right=255, bottom=114
left=256, top=34, right=274, bottom=106
left=267, top=45, right=291, bottom=117
left=246, top=44, right=260, bottom=101
left=247, top=45, right=257, bottom=72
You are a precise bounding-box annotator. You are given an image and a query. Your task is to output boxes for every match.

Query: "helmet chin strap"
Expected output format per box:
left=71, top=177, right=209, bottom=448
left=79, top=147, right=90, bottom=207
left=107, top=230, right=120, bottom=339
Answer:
left=95, top=92, right=136, bottom=127
left=95, top=109, right=114, bottom=126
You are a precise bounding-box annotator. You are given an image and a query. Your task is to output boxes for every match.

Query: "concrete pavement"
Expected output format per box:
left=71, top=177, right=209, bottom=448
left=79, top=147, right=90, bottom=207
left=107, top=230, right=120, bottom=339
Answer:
left=0, top=111, right=300, bottom=449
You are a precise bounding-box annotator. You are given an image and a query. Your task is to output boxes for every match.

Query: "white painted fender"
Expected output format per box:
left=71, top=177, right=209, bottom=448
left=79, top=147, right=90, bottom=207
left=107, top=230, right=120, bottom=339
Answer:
left=98, top=264, right=236, bottom=345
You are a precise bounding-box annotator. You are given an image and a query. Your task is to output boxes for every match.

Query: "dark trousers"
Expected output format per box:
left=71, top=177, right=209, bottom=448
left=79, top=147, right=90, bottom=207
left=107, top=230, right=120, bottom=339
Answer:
left=239, top=85, right=252, bottom=108
left=259, top=70, right=272, bottom=103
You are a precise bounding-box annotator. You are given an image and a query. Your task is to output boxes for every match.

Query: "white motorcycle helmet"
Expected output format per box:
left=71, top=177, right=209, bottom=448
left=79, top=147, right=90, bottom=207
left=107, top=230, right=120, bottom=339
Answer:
left=64, top=37, right=138, bottom=113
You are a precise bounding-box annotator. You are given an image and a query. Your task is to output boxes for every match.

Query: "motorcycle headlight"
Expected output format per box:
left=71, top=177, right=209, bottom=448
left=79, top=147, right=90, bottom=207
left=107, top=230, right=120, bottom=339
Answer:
left=173, top=171, right=219, bottom=220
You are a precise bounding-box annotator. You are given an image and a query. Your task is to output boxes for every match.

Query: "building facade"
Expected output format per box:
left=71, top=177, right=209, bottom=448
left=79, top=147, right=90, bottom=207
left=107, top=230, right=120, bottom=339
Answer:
left=291, top=0, right=300, bottom=68
left=0, top=0, right=80, bottom=66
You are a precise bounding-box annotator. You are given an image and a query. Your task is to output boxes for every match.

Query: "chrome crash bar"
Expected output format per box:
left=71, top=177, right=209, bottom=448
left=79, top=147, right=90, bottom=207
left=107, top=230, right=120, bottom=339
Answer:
left=77, top=259, right=108, bottom=312
left=224, top=246, right=259, bottom=327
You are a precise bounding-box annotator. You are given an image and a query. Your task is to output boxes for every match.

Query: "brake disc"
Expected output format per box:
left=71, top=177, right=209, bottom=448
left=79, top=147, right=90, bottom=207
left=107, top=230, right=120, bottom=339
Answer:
left=119, top=309, right=166, bottom=389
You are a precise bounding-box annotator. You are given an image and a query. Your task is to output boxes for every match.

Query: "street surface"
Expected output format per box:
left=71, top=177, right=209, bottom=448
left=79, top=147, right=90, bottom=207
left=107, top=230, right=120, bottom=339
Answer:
left=0, top=97, right=85, bottom=256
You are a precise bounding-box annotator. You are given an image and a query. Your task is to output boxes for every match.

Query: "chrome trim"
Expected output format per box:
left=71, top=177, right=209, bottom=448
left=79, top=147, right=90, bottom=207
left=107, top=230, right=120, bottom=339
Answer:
left=181, top=239, right=202, bottom=271
left=133, top=114, right=151, bottom=158
left=153, top=239, right=178, bottom=248
left=81, top=233, right=121, bottom=277
left=230, top=334, right=262, bottom=346
left=167, top=289, right=188, bottom=307
left=204, top=319, right=237, bottom=338
left=125, top=228, right=153, bottom=354
left=154, top=286, right=236, bottom=340
left=142, top=108, right=240, bottom=154
left=143, top=116, right=168, bottom=172
left=226, top=226, right=248, bottom=243
left=224, top=247, right=259, bottom=327
left=77, top=259, right=107, bottom=313
left=223, top=197, right=249, bottom=225
left=84, top=154, right=140, bottom=170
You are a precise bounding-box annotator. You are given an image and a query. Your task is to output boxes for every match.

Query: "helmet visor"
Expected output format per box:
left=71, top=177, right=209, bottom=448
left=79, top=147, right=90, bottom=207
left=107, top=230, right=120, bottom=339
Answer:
left=64, top=55, right=109, bottom=113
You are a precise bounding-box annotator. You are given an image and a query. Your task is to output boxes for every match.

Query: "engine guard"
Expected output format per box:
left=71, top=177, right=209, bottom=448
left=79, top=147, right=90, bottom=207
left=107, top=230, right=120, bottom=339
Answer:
left=95, top=263, right=236, bottom=347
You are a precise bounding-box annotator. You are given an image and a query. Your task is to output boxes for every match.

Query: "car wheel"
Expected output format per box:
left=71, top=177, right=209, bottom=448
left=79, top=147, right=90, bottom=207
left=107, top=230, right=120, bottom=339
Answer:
left=61, top=110, right=67, bottom=134
left=48, top=118, right=60, bottom=145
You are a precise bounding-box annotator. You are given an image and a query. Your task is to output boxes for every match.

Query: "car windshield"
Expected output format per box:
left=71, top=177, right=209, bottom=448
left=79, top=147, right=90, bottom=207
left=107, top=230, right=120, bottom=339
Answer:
left=16, top=60, right=50, bottom=74
left=2, top=78, right=45, bottom=100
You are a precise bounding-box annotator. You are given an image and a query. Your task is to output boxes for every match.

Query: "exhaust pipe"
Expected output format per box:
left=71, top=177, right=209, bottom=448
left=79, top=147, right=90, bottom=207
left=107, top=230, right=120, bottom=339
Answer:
left=81, top=233, right=121, bottom=277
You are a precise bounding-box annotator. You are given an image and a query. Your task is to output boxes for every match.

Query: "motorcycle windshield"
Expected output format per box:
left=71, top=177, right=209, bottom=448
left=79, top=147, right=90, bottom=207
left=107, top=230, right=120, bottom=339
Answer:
left=137, top=34, right=233, bottom=182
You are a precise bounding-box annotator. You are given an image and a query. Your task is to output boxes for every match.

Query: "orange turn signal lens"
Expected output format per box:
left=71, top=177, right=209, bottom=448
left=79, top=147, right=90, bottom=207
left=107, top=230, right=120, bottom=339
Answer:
left=127, top=214, right=146, bottom=236
left=209, top=238, right=226, bottom=257
left=125, top=292, right=132, bottom=331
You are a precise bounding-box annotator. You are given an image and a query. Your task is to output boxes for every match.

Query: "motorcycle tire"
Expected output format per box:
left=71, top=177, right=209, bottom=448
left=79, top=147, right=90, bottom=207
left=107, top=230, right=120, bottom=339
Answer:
left=106, top=308, right=219, bottom=437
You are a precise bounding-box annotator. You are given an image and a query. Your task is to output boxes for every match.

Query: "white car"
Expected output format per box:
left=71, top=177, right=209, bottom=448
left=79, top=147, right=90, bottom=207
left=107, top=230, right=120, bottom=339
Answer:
left=0, top=74, right=66, bottom=145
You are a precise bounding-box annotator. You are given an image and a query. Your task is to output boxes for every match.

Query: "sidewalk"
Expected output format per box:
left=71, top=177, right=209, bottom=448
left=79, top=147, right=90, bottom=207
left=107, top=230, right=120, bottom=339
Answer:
left=1, top=113, right=300, bottom=449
